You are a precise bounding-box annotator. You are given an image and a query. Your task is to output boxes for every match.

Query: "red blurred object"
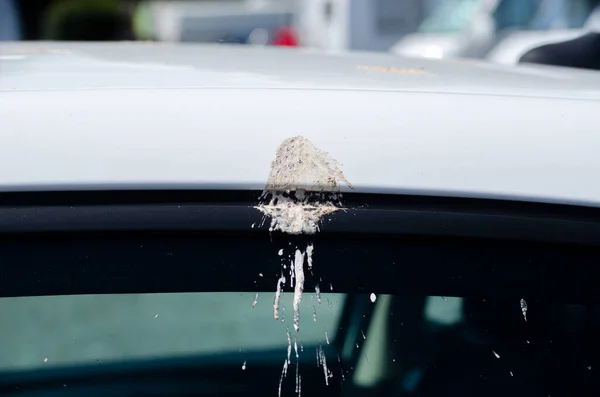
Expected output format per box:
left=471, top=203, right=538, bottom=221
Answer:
left=272, top=26, right=299, bottom=47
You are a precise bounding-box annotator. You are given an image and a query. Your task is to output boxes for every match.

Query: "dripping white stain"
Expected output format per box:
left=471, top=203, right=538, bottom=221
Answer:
left=287, top=327, right=292, bottom=364
left=306, top=244, right=314, bottom=269
left=317, top=345, right=332, bottom=386
left=255, top=136, right=352, bottom=394
left=278, top=360, right=288, bottom=397
left=315, top=284, right=322, bottom=303
left=292, top=248, right=306, bottom=332
left=273, top=276, right=286, bottom=319
left=520, top=298, right=528, bottom=321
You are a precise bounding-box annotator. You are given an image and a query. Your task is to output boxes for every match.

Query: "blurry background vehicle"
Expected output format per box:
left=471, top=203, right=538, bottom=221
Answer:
left=145, top=0, right=295, bottom=45
left=487, top=1, right=600, bottom=65
left=294, top=0, right=424, bottom=51
left=142, top=0, right=424, bottom=50
left=9, top=0, right=600, bottom=69
left=518, top=30, right=600, bottom=70
left=390, top=0, right=599, bottom=60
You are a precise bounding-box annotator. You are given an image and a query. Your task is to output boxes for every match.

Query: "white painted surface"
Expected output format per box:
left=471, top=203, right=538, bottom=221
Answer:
left=2, top=42, right=600, bottom=207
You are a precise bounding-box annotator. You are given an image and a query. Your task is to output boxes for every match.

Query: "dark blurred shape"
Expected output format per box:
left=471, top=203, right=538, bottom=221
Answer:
left=15, top=0, right=54, bottom=39
left=43, top=0, right=134, bottom=41
left=519, top=31, right=600, bottom=70
left=271, top=26, right=298, bottom=47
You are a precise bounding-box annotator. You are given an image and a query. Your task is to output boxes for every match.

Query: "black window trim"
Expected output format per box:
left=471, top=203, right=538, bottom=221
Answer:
left=0, top=190, right=598, bottom=303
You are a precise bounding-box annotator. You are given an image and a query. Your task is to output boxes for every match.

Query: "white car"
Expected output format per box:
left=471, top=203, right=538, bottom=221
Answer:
left=487, top=5, right=600, bottom=65
left=1, top=42, right=599, bottom=397
left=391, top=0, right=597, bottom=60
left=146, top=0, right=293, bottom=43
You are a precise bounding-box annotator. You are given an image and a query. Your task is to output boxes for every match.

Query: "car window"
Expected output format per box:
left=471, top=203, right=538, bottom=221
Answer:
left=0, top=292, right=345, bottom=371
left=416, top=0, right=573, bottom=34
left=0, top=199, right=598, bottom=396
left=351, top=295, right=598, bottom=396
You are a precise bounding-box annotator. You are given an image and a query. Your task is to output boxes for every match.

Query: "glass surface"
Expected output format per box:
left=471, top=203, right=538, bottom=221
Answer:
left=0, top=292, right=345, bottom=371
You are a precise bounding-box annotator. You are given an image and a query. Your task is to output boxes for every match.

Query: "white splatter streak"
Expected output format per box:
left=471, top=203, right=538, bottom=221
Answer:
left=520, top=298, right=528, bottom=321
left=294, top=337, right=299, bottom=360
left=293, top=248, right=305, bottom=333
left=287, top=327, right=292, bottom=364
left=295, top=337, right=300, bottom=394
left=318, top=346, right=330, bottom=386
left=278, top=360, right=289, bottom=397
left=274, top=276, right=286, bottom=320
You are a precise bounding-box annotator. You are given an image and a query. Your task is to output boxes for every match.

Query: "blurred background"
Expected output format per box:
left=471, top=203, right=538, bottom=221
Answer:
left=2, top=0, right=600, bottom=64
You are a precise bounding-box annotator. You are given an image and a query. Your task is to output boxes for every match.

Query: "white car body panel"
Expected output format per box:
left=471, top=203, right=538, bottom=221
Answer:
left=2, top=42, right=600, bottom=208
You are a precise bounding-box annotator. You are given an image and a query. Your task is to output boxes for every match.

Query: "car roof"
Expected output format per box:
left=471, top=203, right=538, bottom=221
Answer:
left=3, top=41, right=600, bottom=97
left=1, top=42, right=600, bottom=208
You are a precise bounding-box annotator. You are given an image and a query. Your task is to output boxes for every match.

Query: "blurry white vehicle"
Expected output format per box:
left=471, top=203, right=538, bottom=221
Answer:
left=487, top=4, right=600, bottom=65
left=294, top=0, right=423, bottom=51
left=146, top=0, right=293, bottom=43
left=391, top=0, right=595, bottom=60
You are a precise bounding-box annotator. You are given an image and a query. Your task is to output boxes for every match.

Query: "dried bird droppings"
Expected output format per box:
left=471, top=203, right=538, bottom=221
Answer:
left=256, top=136, right=352, bottom=234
